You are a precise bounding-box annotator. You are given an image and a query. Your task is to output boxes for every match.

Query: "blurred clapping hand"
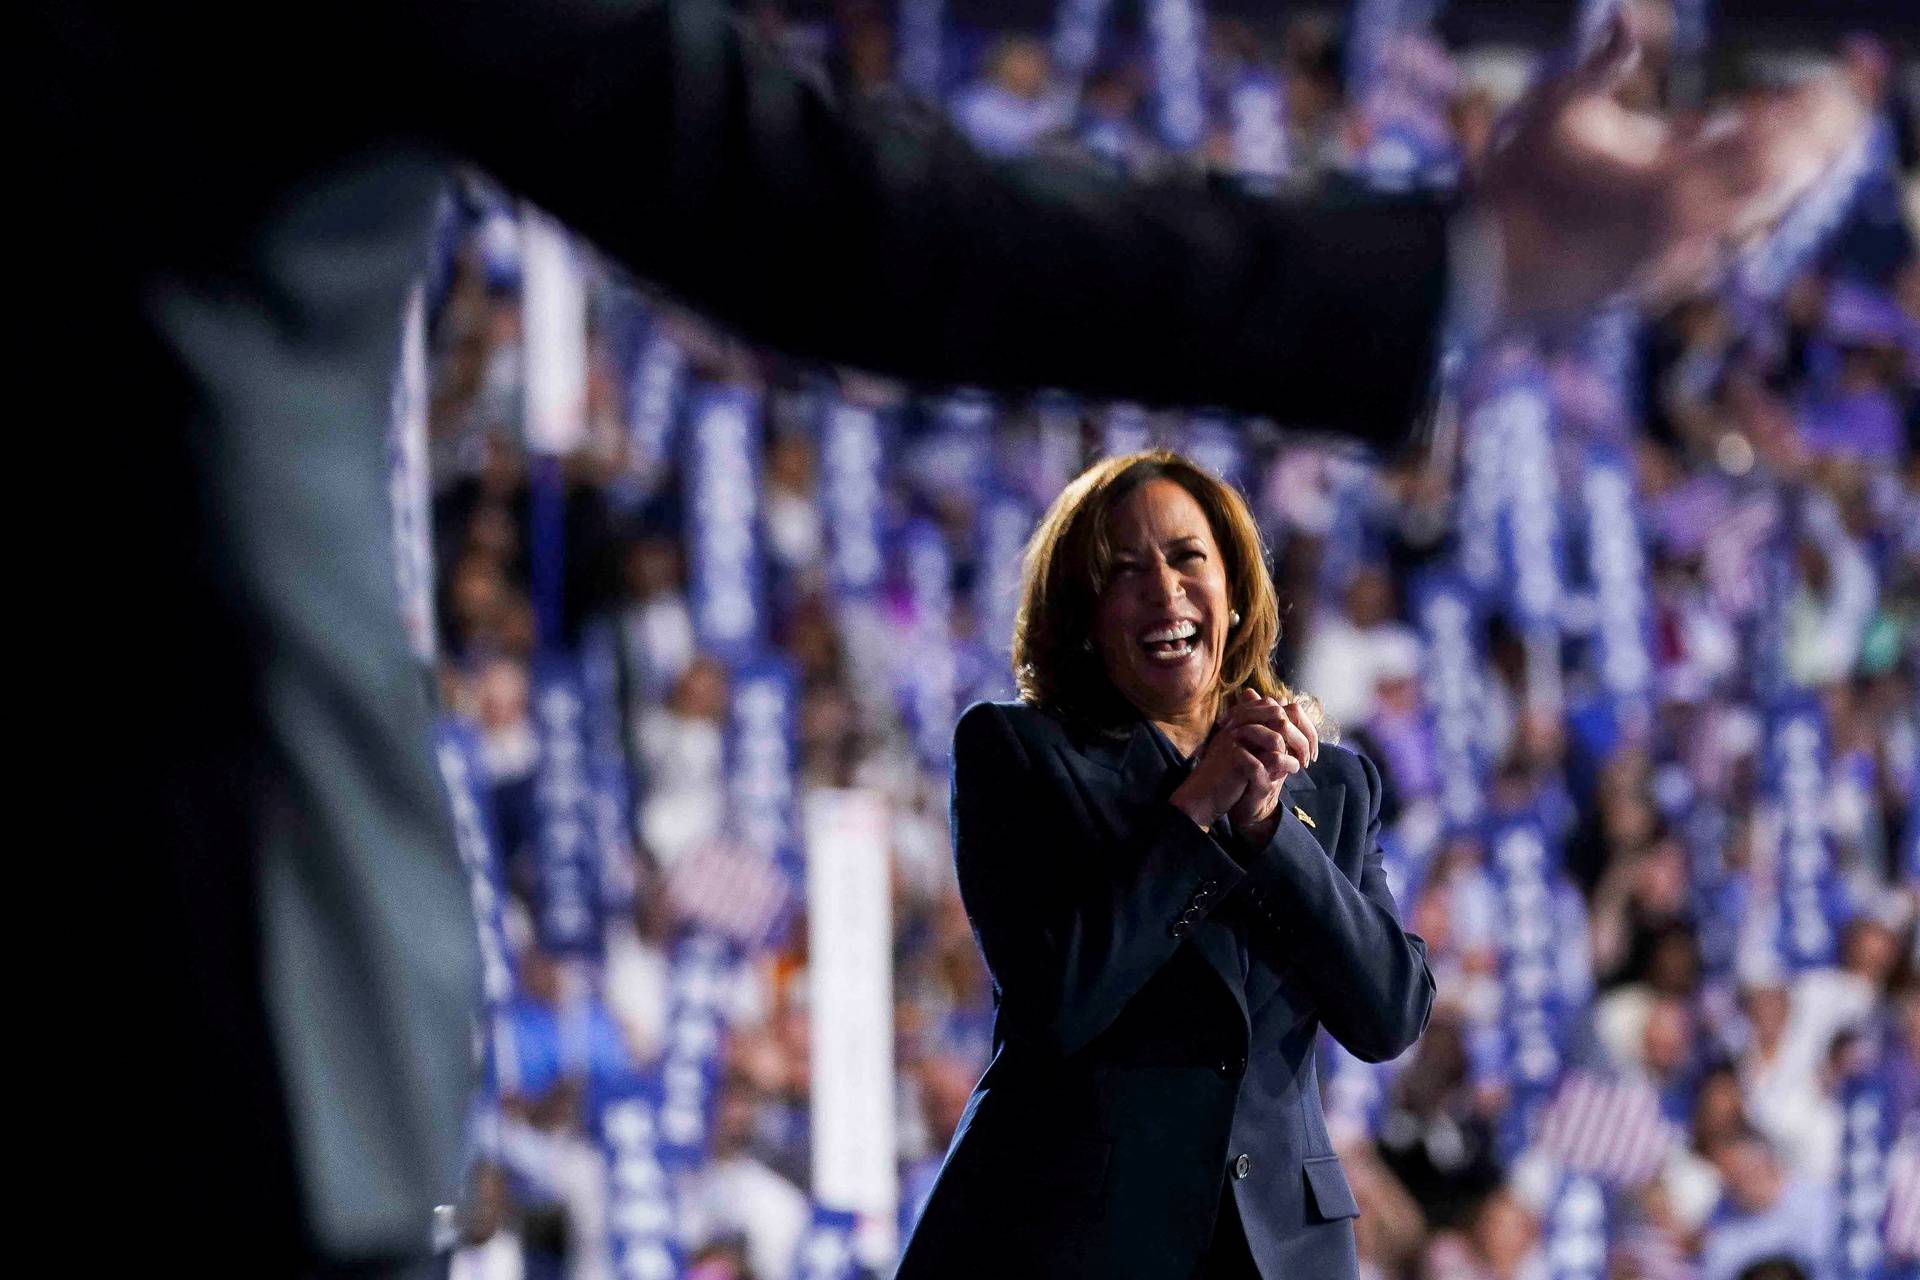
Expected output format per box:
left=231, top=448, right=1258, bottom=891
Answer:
left=1468, top=7, right=1885, bottom=322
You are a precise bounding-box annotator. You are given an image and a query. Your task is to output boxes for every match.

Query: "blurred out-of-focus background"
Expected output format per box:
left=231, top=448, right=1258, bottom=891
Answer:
left=405, top=2, right=1920, bottom=1277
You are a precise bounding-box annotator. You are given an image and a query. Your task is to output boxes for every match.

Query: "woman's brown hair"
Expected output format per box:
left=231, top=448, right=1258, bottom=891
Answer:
left=1010, top=449, right=1318, bottom=734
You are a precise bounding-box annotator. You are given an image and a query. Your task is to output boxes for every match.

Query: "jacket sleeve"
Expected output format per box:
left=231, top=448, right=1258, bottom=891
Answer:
left=58, top=0, right=1448, bottom=441
left=950, top=702, right=1251, bottom=1060
left=392, top=0, right=1448, bottom=444
left=1237, top=748, right=1434, bottom=1062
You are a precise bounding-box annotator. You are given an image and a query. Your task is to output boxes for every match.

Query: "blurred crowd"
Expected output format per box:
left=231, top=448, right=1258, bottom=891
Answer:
left=423, top=3, right=1920, bottom=1279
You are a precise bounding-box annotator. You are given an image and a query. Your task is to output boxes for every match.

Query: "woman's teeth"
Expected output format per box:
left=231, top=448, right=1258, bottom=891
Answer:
left=1140, top=622, right=1199, bottom=663
left=1146, top=639, right=1194, bottom=662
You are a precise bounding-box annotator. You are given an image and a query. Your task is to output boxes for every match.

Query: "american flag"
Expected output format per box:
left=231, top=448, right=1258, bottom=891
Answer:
left=1888, top=1132, right=1920, bottom=1261
left=1536, top=1071, right=1681, bottom=1187
left=665, top=839, right=794, bottom=949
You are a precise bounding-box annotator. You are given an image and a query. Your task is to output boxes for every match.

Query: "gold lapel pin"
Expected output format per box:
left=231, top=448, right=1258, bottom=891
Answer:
left=1292, top=805, right=1316, bottom=829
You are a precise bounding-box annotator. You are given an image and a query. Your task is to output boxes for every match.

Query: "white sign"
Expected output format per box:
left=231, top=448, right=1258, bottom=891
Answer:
left=805, top=789, right=899, bottom=1266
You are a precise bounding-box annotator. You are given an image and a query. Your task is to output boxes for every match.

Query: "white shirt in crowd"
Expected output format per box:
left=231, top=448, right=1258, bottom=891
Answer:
left=764, top=485, right=823, bottom=574
left=635, top=706, right=725, bottom=870
left=495, top=1120, right=614, bottom=1280
left=1699, top=1178, right=1837, bottom=1280
left=1295, top=616, right=1424, bottom=729
left=620, top=595, right=696, bottom=704
left=1737, top=966, right=1877, bottom=1186
left=450, top=1231, right=525, bottom=1280
left=602, top=920, right=669, bottom=1066
left=680, top=1154, right=811, bottom=1280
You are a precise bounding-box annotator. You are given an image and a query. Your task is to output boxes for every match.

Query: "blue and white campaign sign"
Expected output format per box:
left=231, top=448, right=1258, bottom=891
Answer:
left=1836, top=1068, right=1897, bottom=1280
left=685, top=384, right=767, bottom=667
left=975, top=487, right=1036, bottom=663
left=1541, top=1170, right=1610, bottom=1280
left=728, top=655, right=802, bottom=886
left=900, top=519, right=960, bottom=769
left=579, top=617, right=626, bottom=780
left=1457, top=361, right=1530, bottom=595
left=1146, top=0, right=1206, bottom=151
left=581, top=618, right=638, bottom=919
left=1484, top=360, right=1564, bottom=632
left=532, top=654, right=602, bottom=957
left=657, top=933, right=738, bottom=1166
left=818, top=395, right=888, bottom=604
left=1488, top=817, right=1570, bottom=1130
left=434, top=719, right=516, bottom=1012
left=1412, top=571, right=1489, bottom=829
left=1344, top=0, right=1458, bottom=192
left=1765, top=697, right=1844, bottom=972
left=1458, top=349, right=1569, bottom=714
left=792, top=1205, right=861, bottom=1280
left=599, top=1080, right=684, bottom=1280
left=624, top=325, right=686, bottom=488
left=1580, top=446, right=1653, bottom=736
left=1887, top=1125, right=1920, bottom=1265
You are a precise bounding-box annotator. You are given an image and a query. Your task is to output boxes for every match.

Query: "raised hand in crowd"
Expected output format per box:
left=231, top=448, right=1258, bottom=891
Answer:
left=1467, top=8, right=1884, bottom=323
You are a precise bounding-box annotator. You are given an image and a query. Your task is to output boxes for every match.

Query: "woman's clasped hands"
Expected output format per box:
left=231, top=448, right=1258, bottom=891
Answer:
left=1169, top=689, right=1319, bottom=845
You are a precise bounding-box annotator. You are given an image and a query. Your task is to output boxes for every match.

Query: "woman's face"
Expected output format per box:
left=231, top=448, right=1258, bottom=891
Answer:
left=1092, top=478, right=1233, bottom=725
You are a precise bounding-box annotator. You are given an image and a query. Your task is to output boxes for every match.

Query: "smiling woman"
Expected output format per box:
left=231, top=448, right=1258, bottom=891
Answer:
left=894, top=450, right=1434, bottom=1280
left=1012, top=450, right=1313, bottom=746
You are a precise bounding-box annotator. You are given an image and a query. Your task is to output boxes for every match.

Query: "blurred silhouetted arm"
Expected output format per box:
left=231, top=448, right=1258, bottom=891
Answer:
left=397, top=0, right=1453, bottom=445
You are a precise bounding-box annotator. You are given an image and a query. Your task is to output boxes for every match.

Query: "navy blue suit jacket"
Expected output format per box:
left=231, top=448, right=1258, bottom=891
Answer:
left=896, top=699, right=1436, bottom=1279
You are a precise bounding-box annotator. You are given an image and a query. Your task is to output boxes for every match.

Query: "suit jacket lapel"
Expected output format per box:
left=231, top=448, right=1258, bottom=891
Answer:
left=1241, top=768, right=1347, bottom=1023
left=1061, top=718, right=1251, bottom=1040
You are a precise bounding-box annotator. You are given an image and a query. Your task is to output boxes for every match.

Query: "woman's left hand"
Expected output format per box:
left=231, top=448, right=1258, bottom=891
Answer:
left=1217, top=689, right=1318, bottom=842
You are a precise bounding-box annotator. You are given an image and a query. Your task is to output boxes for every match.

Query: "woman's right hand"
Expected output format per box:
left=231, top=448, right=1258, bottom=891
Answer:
left=1169, top=696, right=1305, bottom=831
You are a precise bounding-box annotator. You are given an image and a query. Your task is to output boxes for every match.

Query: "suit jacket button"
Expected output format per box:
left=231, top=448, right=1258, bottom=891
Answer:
left=1233, top=1154, right=1252, bottom=1179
